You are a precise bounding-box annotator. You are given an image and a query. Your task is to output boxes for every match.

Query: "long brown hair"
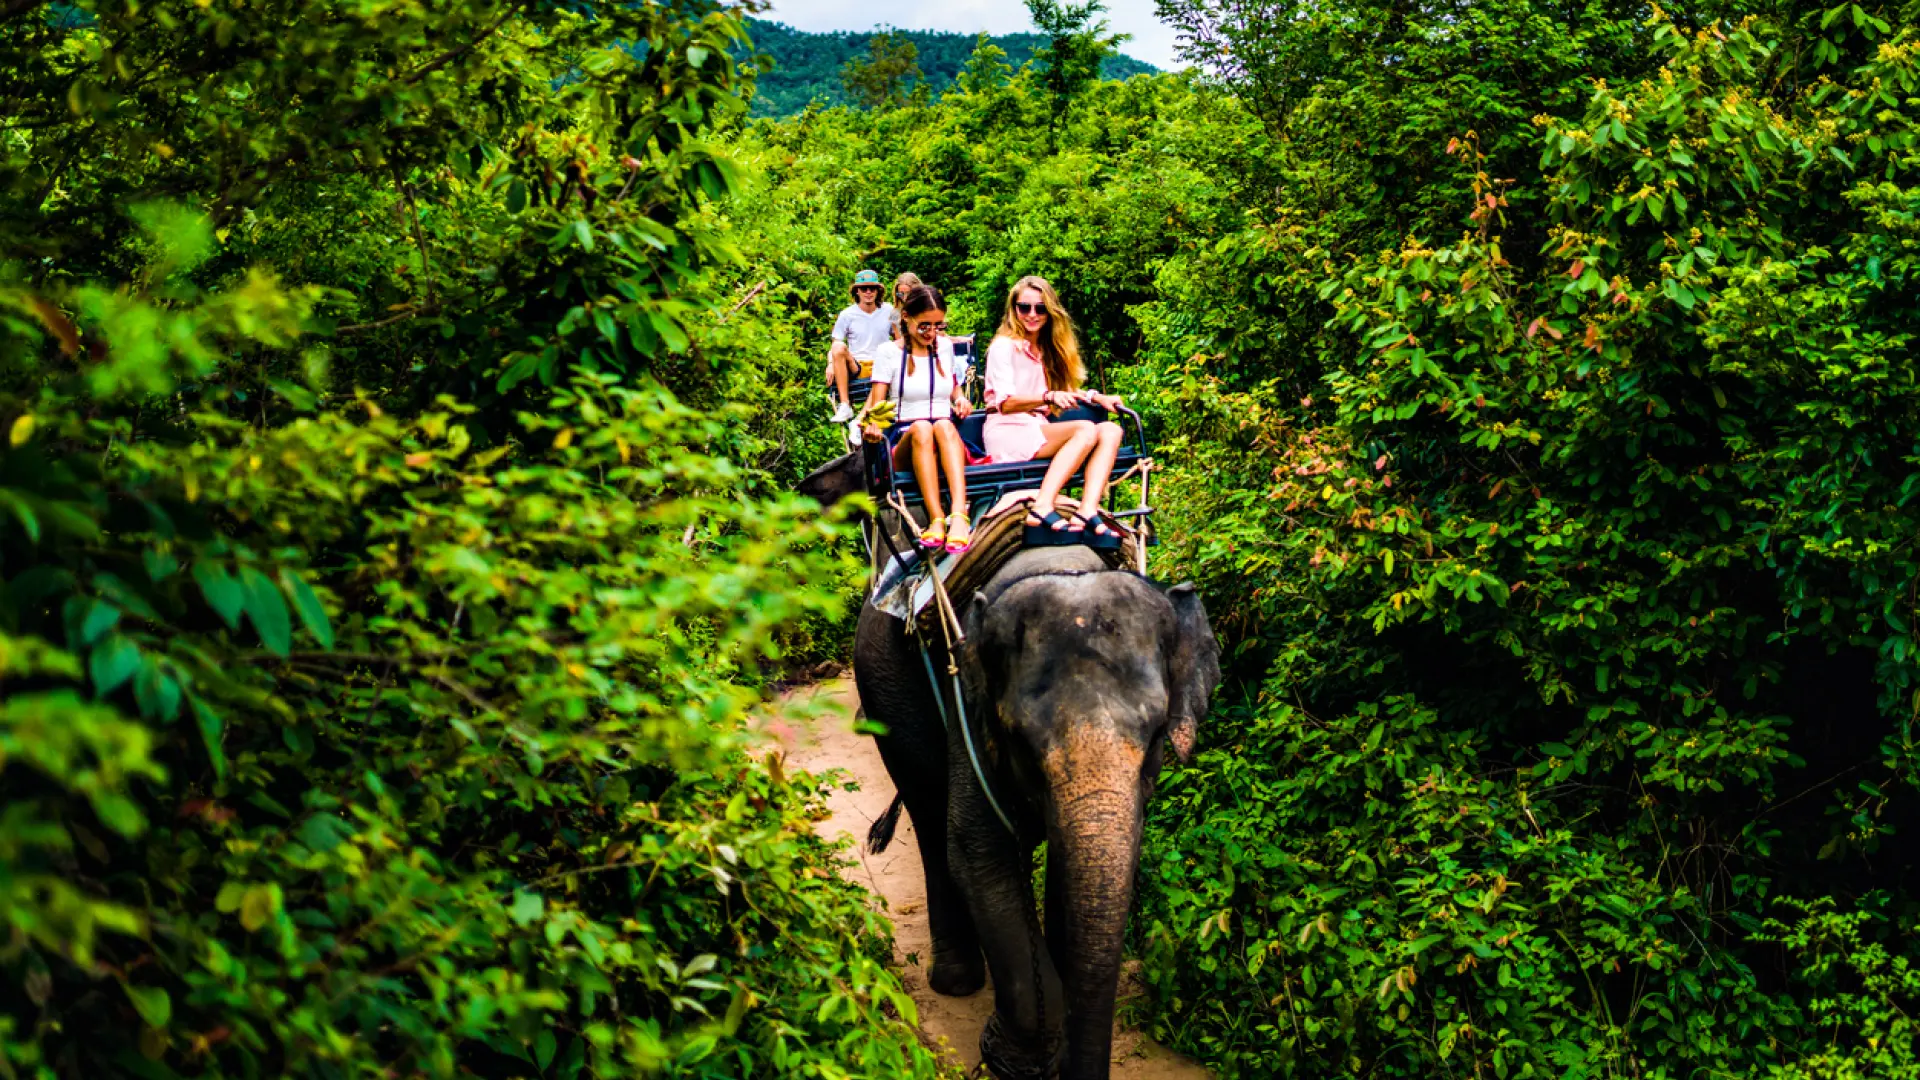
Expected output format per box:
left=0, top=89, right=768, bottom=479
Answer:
left=899, top=284, right=947, bottom=378
left=995, top=275, right=1084, bottom=391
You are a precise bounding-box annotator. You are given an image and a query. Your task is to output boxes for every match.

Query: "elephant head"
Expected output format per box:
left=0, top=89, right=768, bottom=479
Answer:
left=961, top=569, right=1220, bottom=1078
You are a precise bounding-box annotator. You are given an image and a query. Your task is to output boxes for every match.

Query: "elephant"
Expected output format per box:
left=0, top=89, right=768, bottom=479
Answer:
left=800, top=453, right=1223, bottom=1080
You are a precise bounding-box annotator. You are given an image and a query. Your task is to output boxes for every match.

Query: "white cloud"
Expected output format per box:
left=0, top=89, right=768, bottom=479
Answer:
left=761, top=0, right=1186, bottom=71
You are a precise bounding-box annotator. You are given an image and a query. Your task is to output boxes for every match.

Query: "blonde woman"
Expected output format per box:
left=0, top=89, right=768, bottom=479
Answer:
left=889, top=271, right=924, bottom=343
left=981, top=276, right=1126, bottom=548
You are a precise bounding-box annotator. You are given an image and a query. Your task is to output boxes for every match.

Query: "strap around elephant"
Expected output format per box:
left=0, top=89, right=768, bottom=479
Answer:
left=916, top=637, right=1018, bottom=837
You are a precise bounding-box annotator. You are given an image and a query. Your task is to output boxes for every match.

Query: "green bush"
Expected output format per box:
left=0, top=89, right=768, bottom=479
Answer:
left=0, top=2, right=938, bottom=1076
left=1130, top=8, right=1920, bottom=1078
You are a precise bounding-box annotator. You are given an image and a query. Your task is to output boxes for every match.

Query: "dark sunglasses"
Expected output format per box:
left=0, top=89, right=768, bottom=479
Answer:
left=1014, top=301, right=1047, bottom=316
left=854, top=285, right=880, bottom=295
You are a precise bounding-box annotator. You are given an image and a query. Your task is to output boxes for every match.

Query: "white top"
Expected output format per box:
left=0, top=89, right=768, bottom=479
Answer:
left=871, top=339, right=960, bottom=422
left=832, top=302, right=895, bottom=360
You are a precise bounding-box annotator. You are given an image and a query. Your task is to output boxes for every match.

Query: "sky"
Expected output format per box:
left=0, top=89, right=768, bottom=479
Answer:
left=760, top=0, right=1187, bottom=70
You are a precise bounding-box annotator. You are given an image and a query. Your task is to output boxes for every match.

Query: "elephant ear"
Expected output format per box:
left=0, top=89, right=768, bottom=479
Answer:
left=796, top=451, right=865, bottom=509
left=959, top=593, right=999, bottom=707
left=1164, top=582, right=1221, bottom=764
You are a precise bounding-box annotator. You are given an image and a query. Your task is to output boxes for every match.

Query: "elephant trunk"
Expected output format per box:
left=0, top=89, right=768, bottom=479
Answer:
left=1046, top=734, right=1148, bottom=1080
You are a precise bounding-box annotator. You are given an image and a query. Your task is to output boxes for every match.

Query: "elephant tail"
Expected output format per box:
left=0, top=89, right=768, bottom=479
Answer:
left=867, top=792, right=906, bottom=854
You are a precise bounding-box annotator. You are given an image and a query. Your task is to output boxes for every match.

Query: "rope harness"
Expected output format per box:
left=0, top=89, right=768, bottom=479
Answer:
left=885, top=489, right=1022, bottom=837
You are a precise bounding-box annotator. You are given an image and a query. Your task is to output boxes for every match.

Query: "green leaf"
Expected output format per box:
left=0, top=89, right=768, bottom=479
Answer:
left=239, top=884, right=278, bottom=932
left=1541, top=742, right=1576, bottom=758
left=132, top=658, right=182, bottom=723
left=572, top=219, right=594, bottom=253
left=535, top=1030, right=558, bottom=1071
left=0, top=488, right=41, bottom=542
left=89, top=635, right=141, bottom=695
left=80, top=599, right=121, bottom=646
left=193, top=562, right=245, bottom=630
left=280, top=569, right=334, bottom=649
left=122, top=983, right=171, bottom=1029
left=299, top=812, right=351, bottom=854
left=506, top=178, right=528, bottom=213
left=239, top=566, right=291, bottom=656
left=267, top=378, right=317, bottom=412
left=510, top=890, right=545, bottom=928
left=192, top=696, right=228, bottom=780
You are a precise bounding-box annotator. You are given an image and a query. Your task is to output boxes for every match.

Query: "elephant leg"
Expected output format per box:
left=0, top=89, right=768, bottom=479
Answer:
left=871, top=734, right=984, bottom=996
left=951, top=787, right=1063, bottom=1080
left=855, top=609, right=985, bottom=996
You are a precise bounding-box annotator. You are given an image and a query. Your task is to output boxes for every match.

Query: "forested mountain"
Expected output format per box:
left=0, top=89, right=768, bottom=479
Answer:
left=742, top=18, right=1157, bottom=115
left=5, top=1, right=1920, bottom=1079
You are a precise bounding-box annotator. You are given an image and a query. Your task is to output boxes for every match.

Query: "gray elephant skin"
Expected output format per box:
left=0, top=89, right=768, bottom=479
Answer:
left=802, top=453, right=1223, bottom=1080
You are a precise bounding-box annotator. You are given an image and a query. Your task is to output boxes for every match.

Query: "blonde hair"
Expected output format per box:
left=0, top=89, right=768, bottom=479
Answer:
left=893, top=271, right=924, bottom=303
left=996, top=276, right=1085, bottom=391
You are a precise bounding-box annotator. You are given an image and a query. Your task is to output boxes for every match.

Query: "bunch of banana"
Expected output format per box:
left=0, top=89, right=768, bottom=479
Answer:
left=857, top=398, right=897, bottom=429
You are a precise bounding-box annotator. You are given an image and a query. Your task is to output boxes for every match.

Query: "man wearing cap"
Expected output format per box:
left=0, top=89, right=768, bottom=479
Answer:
left=826, top=269, right=894, bottom=424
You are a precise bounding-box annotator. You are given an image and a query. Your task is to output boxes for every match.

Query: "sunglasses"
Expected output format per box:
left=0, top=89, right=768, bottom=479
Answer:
left=912, top=320, right=947, bottom=334
left=1014, top=301, right=1047, bottom=316
left=854, top=286, right=880, bottom=295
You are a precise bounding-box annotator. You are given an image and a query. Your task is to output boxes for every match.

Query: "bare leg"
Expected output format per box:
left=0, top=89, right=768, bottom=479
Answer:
left=893, top=421, right=944, bottom=530
left=1074, top=421, right=1125, bottom=513
left=933, top=419, right=970, bottom=522
left=1029, top=422, right=1097, bottom=536
left=825, top=354, right=852, bottom=408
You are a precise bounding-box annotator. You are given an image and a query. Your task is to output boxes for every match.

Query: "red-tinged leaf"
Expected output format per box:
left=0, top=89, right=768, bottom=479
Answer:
left=1583, top=324, right=1602, bottom=351
left=1375, top=454, right=1388, bottom=470
left=1544, top=323, right=1564, bottom=340
left=1568, top=260, right=1585, bottom=279
left=1526, top=318, right=1542, bottom=340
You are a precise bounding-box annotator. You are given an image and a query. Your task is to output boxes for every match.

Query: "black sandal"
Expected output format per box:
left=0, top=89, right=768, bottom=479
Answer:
left=1077, top=511, right=1123, bottom=551
left=1023, top=509, right=1082, bottom=547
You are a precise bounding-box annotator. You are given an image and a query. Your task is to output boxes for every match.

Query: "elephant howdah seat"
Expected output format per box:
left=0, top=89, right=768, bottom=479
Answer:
left=861, top=403, right=1150, bottom=518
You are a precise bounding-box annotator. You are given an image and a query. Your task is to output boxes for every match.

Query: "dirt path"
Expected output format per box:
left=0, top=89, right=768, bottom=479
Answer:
left=766, top=678, right=1208, bottom=1079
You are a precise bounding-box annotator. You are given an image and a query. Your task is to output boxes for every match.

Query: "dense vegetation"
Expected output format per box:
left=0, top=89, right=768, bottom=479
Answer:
left=5, top=0, right=1919, bottom=1078
left=0, top=2, right=928, bottom=1077
left=724, top=1, right=1920, bottom=1076
left=742, top=19, right=1155, bottom=116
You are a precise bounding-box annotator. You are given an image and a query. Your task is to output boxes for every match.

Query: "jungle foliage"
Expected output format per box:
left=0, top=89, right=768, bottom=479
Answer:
left=7, top=0, right=1920, bottom=1077
left=731, top=0, right=1920, bottom=1076
left=0, top=2, right=935, bottom=1078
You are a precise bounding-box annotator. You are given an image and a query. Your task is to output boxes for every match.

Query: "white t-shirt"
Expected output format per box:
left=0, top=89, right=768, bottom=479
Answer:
left=870, top=339, right=960, bottom=422
left=833, top=303, right=895, bottom=360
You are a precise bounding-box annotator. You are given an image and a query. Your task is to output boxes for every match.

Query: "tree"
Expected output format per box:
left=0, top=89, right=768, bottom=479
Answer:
left=840, top=28, right=922, bottom=110
left=1025, top=0, right=1127, bottom=123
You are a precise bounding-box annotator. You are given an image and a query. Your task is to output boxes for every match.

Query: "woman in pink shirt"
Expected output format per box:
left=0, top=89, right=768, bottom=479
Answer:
left=982, top=276, right=1126, bottom=547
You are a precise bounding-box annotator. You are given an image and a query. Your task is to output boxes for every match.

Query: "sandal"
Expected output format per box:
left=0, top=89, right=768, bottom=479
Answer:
left=918, top=517, right=948, bottom=550
left=1077, top=511, right=1122, bottom=551
left=1022, top=508, right=1082, bottom=547
left=944, top=513, right=974, bottom=554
